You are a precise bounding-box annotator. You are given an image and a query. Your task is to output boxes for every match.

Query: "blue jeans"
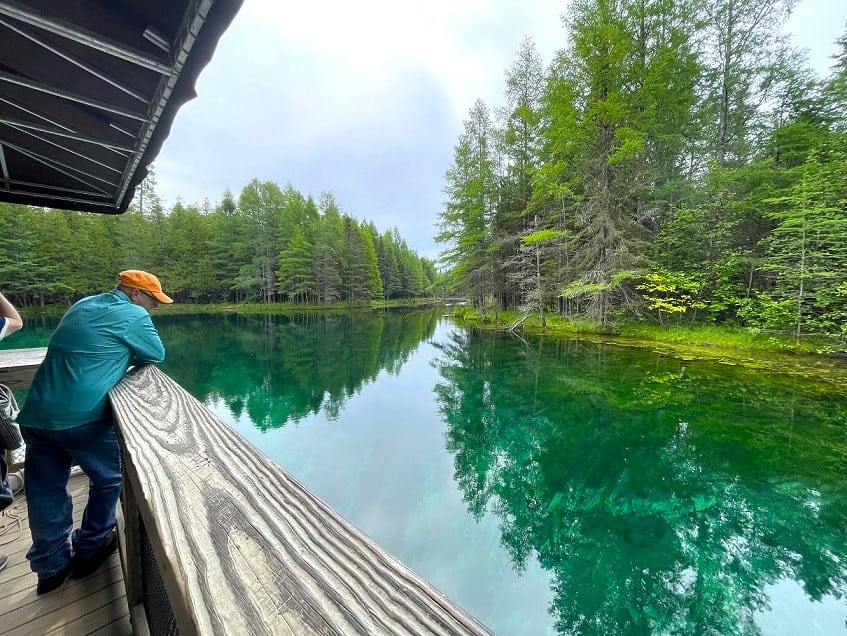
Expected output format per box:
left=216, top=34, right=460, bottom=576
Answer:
left=21, top=420, right=121, bottom=577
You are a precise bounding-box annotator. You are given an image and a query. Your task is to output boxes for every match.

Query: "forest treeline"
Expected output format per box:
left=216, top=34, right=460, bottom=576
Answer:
left=437, top=0, right=847, bottom=339
left=0, top=178, right=439, bottom=306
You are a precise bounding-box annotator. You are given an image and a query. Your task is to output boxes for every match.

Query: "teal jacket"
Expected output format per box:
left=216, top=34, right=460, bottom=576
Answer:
left=18, top=289, right=165, bottom=430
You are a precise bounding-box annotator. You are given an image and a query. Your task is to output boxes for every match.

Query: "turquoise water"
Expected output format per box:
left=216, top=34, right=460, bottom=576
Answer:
left=6, top=310, right=847, bottom=635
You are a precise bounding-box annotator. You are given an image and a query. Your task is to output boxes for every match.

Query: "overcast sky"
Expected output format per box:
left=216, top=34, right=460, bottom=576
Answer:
left=154, top=0, right=847, bottom=260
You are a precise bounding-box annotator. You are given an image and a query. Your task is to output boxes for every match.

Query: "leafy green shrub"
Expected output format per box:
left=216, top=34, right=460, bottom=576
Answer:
left=736, top=293, right=795, bottom=331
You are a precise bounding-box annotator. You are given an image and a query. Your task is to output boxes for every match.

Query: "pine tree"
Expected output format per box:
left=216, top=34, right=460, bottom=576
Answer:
left=548, top=0, right=699, bottom=323
left=698, top=0, right=797, bottom=166
left=436, top=99, right=499, bottom=307
left=376, top=229, right=403, bottom=299
left=763, top=138, right=847, bottom=338
left=238, top=179, right=285, bottom=302
left=277, top=227, right=314, bottom=302
left=495, top=37, right=547, bottom=310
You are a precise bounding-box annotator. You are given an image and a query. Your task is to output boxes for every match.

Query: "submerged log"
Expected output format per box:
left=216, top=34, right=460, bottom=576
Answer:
left=508, top=313, right=531, bottom=333
left=110, top=364, right=491, bottom=636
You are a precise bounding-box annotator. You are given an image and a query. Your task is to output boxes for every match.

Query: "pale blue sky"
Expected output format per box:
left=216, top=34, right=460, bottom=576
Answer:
left=154, top=0, right=847, bottom=260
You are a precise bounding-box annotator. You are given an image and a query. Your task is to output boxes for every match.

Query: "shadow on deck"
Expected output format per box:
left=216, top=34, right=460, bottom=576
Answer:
left=0, top=470, right=132, bottom=636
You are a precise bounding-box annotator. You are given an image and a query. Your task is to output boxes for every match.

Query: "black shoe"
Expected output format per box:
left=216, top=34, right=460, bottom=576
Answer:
left=36, top=561, right=72, bottom=595
left=71, top=531, right=118, bottom=579
left=0, top=554, right=7, bottom=573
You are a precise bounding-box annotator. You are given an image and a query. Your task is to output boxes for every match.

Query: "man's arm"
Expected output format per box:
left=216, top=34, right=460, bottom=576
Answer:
left=0, top=292, right=23, bottom=338
left=126, top=314, right=166, bottom=364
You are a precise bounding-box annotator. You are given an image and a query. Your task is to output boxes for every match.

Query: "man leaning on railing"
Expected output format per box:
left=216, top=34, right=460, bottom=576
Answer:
left=16, top=270, right=172, bottom=595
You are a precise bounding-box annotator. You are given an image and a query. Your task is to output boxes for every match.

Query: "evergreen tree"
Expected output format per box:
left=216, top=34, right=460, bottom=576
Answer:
left=398, top=243, right=426, bottom=298
left=828, top=25, right=847, bottom=125
left=343, top=216, right=382, bottom=301
left=551, top=0, right=694, bottom=323
left=0, top=204, right=63, bottom=306
left=312, top=238, right=343, bottom=303
left=436, top=99, right=499, bottom=307
left=191, top=255, right=220, bottom=303
left=762, top=137, right=847, bottom=337
left=208, top=189, right=248, bottom=301
left=698, top=0, right=797, bottom=166
left=165, top=202, right=213, bottom=301
left=358, top=224, right=384, bottom=301
left=238, top=179, right=285, bottom=302
left=495, top=37, right=547, bottom=310
left=277, top=227, right=314, bottom=302
left=420, top=258, right=439, bottom=296
left=376, top=229, right=403, bottom=299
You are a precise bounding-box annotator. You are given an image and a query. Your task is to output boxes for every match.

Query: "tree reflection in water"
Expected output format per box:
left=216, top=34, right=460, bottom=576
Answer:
left=160, top=309, right=441, bottom=429
left=432, top=329, right=847, bottom=635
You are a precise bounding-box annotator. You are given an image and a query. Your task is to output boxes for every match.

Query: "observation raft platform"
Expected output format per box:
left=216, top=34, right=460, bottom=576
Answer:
left=0, top=348, right=492, bottom=635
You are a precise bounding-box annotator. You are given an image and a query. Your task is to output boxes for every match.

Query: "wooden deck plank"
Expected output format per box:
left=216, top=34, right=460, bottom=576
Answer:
left=42, top=581, right=129, bottom=635
left=81, top=614, right=134, bottom=636
left=3, top=569, right=126, bottom=635
left=0, top=471, right=132, bottom=636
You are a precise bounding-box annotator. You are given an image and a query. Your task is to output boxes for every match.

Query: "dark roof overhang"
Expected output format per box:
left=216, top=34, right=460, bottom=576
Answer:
left=0, top=0, right=243, bottom=213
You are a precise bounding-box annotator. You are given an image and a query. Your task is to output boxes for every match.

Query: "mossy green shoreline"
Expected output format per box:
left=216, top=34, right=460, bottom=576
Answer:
left=450, top=306, right=847, bottom=388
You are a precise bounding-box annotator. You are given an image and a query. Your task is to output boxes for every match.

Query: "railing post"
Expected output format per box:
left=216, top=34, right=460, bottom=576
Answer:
left=119, top=456, right=152, bottom=635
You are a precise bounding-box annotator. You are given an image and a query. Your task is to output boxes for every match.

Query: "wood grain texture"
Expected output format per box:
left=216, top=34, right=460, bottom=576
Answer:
left=109, top=364, right=492, bottom=636
left=0, top=348, right=47, bottom=389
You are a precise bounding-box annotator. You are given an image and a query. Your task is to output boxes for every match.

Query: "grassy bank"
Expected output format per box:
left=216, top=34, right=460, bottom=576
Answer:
left=450, top=306, right=847, bottom=385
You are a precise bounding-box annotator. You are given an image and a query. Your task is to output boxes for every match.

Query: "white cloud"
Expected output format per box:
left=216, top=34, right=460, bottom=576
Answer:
left=786, top=0, right=846, bottom=75
left=241, top=0, right=566, bottom=120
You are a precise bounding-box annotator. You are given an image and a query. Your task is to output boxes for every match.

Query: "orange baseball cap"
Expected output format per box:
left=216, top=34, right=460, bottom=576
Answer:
left=118, top=270, right=173, bottom=304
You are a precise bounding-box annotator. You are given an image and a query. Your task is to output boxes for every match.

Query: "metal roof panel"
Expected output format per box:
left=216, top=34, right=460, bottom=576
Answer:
left=0, top=0, right=244, bottom=213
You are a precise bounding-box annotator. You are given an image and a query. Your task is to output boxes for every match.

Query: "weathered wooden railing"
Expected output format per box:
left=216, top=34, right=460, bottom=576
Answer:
left=0, top=347, right=47, bottom=388
left=111, top=364, right=492, bottom=635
